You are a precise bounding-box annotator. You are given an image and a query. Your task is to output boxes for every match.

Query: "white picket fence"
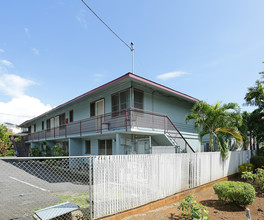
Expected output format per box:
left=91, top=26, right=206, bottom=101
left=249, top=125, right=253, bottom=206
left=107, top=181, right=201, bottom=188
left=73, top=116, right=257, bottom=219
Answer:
left=91, top=150, right=254, bottom=219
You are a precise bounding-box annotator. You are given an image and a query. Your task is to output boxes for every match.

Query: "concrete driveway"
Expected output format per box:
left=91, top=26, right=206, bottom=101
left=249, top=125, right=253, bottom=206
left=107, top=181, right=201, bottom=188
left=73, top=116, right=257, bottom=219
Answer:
left=0, top=158, right=90, bottom=220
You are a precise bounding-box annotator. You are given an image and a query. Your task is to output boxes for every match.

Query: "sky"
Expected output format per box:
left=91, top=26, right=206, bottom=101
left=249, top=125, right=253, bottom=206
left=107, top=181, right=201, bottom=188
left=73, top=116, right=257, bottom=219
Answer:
left=0, top=0, right=263, bottom=125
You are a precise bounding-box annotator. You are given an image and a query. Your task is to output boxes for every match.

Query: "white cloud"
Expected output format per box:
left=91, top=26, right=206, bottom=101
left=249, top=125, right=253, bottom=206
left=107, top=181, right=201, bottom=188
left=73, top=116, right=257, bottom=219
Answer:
left=157, top=71, right=188, bottom=80
left=32, top=48, right=40, bottom=55
left=0, top=74, right=35, bottom=97
left=0, top=49, right=4, bottom=53
left=24, top=27, right=30, bottom=37
left=76, top=9, right=89, bottom=29
left=1, top=59, right=13, bottom=67
left=0, top=96, right=52, bottom=125
left=0, top=73, right=52, bottom=125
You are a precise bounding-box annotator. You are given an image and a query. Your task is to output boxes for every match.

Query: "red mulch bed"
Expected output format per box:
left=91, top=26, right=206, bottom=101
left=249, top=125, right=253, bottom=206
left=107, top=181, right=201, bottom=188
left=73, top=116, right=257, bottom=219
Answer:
left=125, top=176, right=264, bottom=220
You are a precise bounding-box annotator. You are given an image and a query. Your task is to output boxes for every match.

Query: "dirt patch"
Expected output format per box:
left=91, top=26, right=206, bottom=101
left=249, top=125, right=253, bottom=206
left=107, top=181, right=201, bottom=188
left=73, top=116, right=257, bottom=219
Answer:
left=124, top=179, right=264, bottom=220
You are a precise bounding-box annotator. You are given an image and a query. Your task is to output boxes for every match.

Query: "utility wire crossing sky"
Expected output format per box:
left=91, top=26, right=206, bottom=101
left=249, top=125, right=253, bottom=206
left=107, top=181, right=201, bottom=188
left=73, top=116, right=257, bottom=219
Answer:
left=0, top=0, right=263, bottom=125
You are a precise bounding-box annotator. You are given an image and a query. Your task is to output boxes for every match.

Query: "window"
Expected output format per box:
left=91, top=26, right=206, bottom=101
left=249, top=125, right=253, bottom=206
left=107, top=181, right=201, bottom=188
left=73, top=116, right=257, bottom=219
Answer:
left=134, top=89, right=144, bottom=109
left=59, top=113, right=65, bottom=126
left=90, top=99, right=104, bottom=117
left=90, top=102, right=95, bottom=117
left=99, top=140, right=112, bottom=155
left=111, top=94, right=119, bottom=114
left=111, top=90, right=129, bottom=116
left=28, top=126, right=31, bottom=133
left=33, top=124, right=36, bottom=132
left=85, top=140, right=91, bottom=154
left=69, top=110, right=74, bottom=122
left=42, top=121, right=44, bottom=130
left=46, top=119, right=51, bottom=129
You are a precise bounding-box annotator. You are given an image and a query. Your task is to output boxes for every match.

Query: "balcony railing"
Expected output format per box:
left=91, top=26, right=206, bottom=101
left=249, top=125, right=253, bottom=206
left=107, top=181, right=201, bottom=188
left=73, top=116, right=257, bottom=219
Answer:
left=25, top=108, right=194, bottom=152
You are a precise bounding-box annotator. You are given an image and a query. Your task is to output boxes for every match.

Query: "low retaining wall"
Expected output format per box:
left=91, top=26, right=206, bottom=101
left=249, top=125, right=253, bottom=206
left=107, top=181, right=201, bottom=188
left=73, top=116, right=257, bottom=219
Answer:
left=101, top=174, right=238, bottom=220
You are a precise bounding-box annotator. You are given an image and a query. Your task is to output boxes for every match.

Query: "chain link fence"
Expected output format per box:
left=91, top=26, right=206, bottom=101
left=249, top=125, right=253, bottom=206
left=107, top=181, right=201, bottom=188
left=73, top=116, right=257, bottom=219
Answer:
left=0, top=156, right=92, bottom=220
left=0, top=151, right=255, bottom=220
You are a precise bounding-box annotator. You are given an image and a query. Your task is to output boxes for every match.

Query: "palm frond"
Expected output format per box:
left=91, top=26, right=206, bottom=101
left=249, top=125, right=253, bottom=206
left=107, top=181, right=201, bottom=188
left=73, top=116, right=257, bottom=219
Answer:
left=215, top=128, right=243, bottom=146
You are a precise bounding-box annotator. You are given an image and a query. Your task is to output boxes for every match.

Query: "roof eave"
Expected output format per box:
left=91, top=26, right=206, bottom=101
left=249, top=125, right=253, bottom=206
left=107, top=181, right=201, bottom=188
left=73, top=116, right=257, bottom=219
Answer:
left=19, top=72, right=198, bottom=127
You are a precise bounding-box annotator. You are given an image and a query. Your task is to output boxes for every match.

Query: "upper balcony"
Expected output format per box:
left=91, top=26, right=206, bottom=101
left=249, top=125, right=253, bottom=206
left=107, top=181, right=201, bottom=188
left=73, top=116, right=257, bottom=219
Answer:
left=25, top=108, right=195, bottom=153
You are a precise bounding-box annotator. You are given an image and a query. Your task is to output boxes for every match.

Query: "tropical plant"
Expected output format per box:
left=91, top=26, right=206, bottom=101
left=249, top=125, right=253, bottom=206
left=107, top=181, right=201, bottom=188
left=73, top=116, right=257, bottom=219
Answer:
left=178, top=194, right=209, bottom=220
left=52, top=144, right=68, bottom=156
left=244, top=72, right=264, bottom=150
left=241, top=167, right=264, bottom=193
left=185, top=101, right=243, bottom=160
left=0, top=124, right=15, bottom=156
left=41, top=141, right=51, bottom=156
left=238, top=163, right=254, bottom=173
left=245, top=79, right=264, bottom=109
left=238, top=111, right=251, bottom=150
left=30, top=146, right=42, bottom=157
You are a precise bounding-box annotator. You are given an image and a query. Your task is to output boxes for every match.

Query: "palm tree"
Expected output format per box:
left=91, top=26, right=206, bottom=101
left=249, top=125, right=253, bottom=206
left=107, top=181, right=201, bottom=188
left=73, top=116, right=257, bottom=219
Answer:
left=185, top=101, right=243, bottom=160
left=245, top=80, right=264, bottom=109
left=244, top=73, right=264, bottom=151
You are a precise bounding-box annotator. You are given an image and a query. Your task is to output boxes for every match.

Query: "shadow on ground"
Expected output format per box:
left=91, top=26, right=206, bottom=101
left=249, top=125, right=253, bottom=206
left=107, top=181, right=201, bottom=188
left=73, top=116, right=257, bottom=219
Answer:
left=200, top=200, right=244, bottom=212
left=168, top=213, right=189, bottom=220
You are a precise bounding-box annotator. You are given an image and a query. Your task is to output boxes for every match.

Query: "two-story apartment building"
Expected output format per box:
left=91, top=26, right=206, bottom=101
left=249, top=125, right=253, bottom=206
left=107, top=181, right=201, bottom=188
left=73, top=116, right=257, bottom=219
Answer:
left=19, top=73, right=201, bottom=156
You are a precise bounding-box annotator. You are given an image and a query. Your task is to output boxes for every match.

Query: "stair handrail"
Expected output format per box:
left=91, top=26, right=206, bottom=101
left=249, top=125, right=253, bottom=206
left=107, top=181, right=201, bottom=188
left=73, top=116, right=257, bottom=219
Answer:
left=165, top=116, right=195, bottom=153
left=11, top=135, right=18, bottom=156
left=22, top=137, right=28, bottom=156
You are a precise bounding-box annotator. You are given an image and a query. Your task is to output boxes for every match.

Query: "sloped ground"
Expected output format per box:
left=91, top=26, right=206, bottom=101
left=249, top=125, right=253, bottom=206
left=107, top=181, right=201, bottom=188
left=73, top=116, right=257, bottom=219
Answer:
left=0, top=159, right=90, bottom=220
left=124, top=180, right=264, bottom=220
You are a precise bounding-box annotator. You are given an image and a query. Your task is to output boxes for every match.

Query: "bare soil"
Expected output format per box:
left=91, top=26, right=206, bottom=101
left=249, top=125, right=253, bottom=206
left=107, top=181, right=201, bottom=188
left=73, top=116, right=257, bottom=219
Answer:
left=124, top=179, right=264, bottom=220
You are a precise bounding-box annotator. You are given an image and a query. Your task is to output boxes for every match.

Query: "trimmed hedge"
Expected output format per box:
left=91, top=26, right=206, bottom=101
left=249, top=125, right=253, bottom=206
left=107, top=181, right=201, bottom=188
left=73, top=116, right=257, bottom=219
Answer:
left=213, top=181, right=255, bottom=207
left=250, top=156, right=264, bottom=169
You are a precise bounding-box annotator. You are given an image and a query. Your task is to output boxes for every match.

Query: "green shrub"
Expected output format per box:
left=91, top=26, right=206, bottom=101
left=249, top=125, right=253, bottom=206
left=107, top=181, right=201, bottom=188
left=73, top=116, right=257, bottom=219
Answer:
left=241, top=167, right=264, bottom=193
left=250, top=156, right=264, bottom=169
left=213, top=181, right=255, bottom=207
left=238, top=163, right=254, bottom=173
left=178, top=194, right=209, bottom=220
left=52, top=144, right=68, bottom=156
left=30, top=146, right=42, bottom=157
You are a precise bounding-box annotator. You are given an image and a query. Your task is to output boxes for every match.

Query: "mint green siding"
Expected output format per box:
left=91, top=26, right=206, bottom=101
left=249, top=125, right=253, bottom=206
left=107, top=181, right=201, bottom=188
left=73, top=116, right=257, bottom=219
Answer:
left=23, top=78, right=201, bottom=155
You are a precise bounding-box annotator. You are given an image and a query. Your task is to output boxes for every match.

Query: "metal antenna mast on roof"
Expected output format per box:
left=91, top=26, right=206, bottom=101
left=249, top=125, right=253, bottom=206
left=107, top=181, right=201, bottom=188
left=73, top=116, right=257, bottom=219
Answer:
left=80, top=0, right=134, bottom=73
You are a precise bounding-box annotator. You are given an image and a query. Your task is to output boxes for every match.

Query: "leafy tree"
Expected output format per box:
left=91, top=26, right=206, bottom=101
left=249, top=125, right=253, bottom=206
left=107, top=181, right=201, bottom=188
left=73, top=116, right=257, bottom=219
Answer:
left=0, top=124, right=15, bottom=156
left=245, top=79, right=264, bottom=109
left=238, top=111, right=251, bottom=150
left=244, top=72, right=264, bottom=151
left=186, top=101, right=243, bottom=160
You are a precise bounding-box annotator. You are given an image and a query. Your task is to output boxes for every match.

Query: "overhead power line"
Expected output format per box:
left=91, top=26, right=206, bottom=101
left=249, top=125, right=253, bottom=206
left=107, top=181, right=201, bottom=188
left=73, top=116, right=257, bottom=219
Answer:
left=80, top=0, right=134, bottom=73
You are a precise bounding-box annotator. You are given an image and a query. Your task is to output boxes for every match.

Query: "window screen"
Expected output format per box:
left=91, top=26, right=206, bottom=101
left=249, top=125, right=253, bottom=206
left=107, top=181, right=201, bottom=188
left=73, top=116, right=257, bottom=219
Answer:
left=134, top=89, right=144, bottom=109
left=111, top=90, right=129, bottom=116
left=99, top=140, right=112, bottom=155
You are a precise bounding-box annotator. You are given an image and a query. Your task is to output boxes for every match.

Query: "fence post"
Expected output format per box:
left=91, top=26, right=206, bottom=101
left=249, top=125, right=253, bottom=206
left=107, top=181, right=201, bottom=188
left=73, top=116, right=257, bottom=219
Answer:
left=210, top=153, right=212, bottom=182
left=89, top=156, right=93, bottom=219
